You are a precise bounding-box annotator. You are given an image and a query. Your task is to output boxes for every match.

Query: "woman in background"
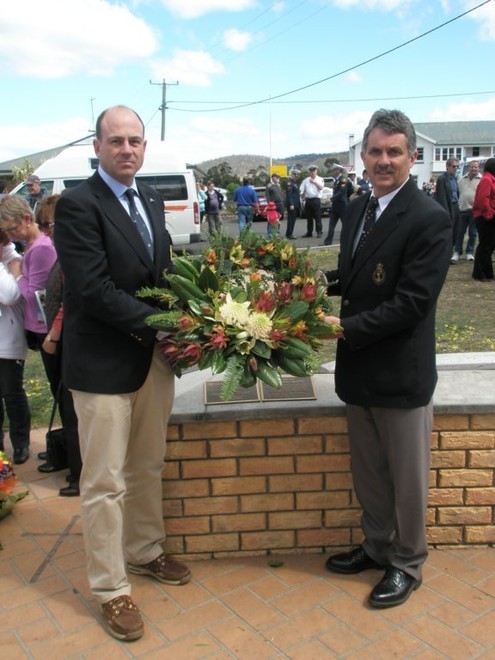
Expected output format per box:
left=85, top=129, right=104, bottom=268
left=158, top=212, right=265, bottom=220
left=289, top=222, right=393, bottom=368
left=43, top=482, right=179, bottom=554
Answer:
left=472, top=158, right=495, bottom=282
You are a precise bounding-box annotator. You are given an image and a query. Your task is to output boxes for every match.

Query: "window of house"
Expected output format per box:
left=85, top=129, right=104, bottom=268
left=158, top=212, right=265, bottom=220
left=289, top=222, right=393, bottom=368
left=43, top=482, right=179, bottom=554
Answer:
left=416, top=147, right=424, bottom=162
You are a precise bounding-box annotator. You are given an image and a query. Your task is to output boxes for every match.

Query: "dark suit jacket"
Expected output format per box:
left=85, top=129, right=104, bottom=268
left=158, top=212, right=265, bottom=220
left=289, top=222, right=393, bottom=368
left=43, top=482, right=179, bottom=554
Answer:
left=434, top=172, right=458, bottom=219
left=54, top=172, right=173, bottom=394
left=328, top=177, right=451, bottom=408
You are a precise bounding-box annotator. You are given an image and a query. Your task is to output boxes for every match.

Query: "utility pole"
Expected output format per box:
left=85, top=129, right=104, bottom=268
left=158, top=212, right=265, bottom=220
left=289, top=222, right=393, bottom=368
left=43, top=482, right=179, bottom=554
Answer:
left=150, top=79, right=179, bottom=141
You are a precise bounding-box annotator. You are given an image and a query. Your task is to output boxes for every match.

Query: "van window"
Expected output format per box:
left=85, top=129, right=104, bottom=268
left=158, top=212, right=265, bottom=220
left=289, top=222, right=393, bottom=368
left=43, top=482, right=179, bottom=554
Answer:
left=137, top=175, right=188, bottom=201
left=62, top=179, right=88, bottom=190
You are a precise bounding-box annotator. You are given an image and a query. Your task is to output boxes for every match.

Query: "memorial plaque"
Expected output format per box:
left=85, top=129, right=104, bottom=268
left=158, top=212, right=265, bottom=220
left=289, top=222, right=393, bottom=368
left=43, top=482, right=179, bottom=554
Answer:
left=204, top=376, right=315, bottom=405
left=261, top=376, right=315, bottom=401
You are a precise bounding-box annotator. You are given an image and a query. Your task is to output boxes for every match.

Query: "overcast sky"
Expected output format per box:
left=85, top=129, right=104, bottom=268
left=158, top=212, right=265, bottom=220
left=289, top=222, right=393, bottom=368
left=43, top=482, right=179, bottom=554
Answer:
left=1, top=0, right=494, bottom=165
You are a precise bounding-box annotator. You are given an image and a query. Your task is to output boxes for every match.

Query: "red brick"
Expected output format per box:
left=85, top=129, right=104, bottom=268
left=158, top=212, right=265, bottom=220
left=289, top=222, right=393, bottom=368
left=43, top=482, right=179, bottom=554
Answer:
left=209, top=438, right=265, bottom=457
left=430, top=432, right=440, bottom=449
left=430, top=451, right=466, bottom=468
left=437, top=507, right=492, bottom=525
left=167, top=516, right=211, bottom=535
left=325, top=473, right=354, bottom=490
left=297, top=454, right=350, bottom=473
left=163, top=479, right=209, bottom=498
left=297, top=491, right=350, bottom=510
left=212, top=476, right=266, bottom=496
left=267, top=436, right=322, bottom=455
left=167, top=424, right=180, bottom=440
left=269, top=511, right=321, bottom=529
left=185, top=496, right=238, bottom=516
left=239, top=419, right=295, bottom=437
left=164, top=536, right=185, bottom=554
left=465, top=487, right=495, bottom=505
left=465, top=526, right=495, bottom=543
left=438, top=469, right=493, bottom=487
left=182, top=458, right=237, bottom=479
left=186, top=533, right=239, bottom=553
left=182, top=421, right=237, bottom=439
left=167, top=440, right=207, bottom=460
left=426, top=508, right=436, bottom=525
left=269, top=474, right=323, bottom=493
left=441, top=432, right=495, bottom=449
left=427, top=488, right=464, bottom=506
left=240, top=456, right=294, bottom=476
left=469, top=450, right=495, bottom=468
left=433, top=415, right=469, bottom=431
left=299, top=416, right=348, bottom=434
left=325, top=509, right=361, bottom=527
left=241, top=493, right=294, bottom=512
left=325, top=435, right=350, bottom=453
left=241, top=530, right=295, bottom=550
left=426, top=526, right=463, bottom=544
left=163, top=460, right=180, bottom=479
left=212, top=513, right=266, bottom=533
left=162, top=499, right=183, bottom=517
left=471, top=414, right=495, bottom=430
left=298, top=528, right=351, bottom=548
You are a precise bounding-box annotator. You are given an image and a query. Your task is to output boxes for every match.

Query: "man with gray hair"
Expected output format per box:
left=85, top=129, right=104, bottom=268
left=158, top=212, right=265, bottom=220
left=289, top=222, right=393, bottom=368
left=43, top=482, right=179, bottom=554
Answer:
left=324, top=109, right=451, bottom=609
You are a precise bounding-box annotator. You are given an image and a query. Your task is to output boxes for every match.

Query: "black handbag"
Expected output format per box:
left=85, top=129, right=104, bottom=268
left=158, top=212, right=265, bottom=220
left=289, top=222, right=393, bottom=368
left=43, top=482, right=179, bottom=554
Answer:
left=37, top=397, right=68, bottom=473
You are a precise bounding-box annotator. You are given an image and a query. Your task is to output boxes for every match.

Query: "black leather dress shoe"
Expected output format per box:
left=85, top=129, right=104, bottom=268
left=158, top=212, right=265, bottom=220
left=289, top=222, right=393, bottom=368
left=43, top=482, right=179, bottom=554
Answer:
left=369, top=568, right=421, bottom=608
left=13, top=447, right=30, bottom=464
left=59, top=484, right=80, bottom=497
left=325, top=546, right=384, bottom=574
left=38, top=462, right=65, bottom=473
left=37, top=451, right=48, bottom=460
left=285, top=235, right=295, bottom=240
left=301, top=233, right=313, bottom=238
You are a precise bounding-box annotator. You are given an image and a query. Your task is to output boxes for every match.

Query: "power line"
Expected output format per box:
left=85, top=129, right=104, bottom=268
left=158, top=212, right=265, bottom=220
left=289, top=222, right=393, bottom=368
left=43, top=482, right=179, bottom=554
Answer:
left=168, top=89, right=495, bottom=108
left=169, top=0, right=492, bottom=114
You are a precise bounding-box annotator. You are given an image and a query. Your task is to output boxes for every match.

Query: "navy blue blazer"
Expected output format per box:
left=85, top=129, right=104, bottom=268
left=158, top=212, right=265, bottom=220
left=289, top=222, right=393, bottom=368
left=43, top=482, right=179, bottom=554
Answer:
left=329, top=177, right=451, bottom=408
left=54, top=172, right=173, bottom=394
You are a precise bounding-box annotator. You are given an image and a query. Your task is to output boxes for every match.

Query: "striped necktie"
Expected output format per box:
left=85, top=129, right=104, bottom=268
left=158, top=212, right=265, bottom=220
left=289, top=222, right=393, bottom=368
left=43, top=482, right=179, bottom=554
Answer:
left=125, top=188, right=153, bottom=258
left=355, top=196, right=379, bottom=255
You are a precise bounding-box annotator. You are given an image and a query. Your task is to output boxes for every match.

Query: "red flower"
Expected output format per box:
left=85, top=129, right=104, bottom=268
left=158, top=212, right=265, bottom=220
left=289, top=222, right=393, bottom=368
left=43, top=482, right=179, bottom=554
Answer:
left=300, top=282, right=317, bottom=302
left=205, top=326, right=229, bottom=351
left=275, top=281, right=293, bottom=302
left=253, top=291, right=277, bottom=313
left=181, top=342, right=202, bottom=366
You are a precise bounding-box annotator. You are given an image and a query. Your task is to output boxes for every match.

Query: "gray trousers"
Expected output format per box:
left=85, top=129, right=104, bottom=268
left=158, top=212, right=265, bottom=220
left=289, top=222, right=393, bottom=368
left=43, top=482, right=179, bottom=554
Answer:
left=346, top=402, right=433, bottom=580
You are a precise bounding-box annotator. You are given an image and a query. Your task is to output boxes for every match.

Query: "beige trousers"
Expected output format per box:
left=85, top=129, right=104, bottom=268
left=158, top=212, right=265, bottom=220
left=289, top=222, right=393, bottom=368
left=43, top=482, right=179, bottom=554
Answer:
left=72, top=349, right=175, bottom=603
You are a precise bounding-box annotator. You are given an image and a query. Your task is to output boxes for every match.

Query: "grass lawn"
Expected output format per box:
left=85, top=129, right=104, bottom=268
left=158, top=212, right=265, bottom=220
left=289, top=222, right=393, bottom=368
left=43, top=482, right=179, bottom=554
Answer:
left=23, top=250, right=494, bottom=429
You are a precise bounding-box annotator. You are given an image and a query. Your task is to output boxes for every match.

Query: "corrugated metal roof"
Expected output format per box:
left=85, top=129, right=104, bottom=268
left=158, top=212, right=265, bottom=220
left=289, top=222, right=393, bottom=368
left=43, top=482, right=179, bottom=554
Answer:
left=414, top=121, right=495, bottom=145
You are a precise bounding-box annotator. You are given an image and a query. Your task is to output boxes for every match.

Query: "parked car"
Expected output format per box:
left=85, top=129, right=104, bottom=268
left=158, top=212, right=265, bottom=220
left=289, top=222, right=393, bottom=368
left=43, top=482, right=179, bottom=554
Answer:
left=252, top=186, right=268, bottom=222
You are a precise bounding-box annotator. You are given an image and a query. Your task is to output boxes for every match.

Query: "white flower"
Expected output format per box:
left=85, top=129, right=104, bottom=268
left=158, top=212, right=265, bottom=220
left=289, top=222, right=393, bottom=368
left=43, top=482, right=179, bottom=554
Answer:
left=218, top=294, right=250, bottom=327
left=246, top=312, right=273, bottom=340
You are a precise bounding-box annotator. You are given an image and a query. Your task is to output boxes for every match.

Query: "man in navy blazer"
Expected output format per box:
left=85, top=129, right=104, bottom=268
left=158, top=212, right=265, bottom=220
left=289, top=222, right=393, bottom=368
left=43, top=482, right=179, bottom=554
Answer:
left=324, top=109, right=451, bottom=609
left=54, top=106, right=191, bottom=641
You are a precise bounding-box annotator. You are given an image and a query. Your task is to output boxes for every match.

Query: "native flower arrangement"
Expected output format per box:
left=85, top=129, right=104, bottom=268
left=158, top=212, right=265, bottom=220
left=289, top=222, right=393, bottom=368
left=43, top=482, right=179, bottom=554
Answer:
left=140, top=231, right=340, bottom=401
left=0, top=451, right=28, bottom=538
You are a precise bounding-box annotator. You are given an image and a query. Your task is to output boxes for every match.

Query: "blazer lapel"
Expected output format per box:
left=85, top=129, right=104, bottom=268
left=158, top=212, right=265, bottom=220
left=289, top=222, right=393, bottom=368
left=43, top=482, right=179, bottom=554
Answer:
left=89, top=173, right=154, bottom=270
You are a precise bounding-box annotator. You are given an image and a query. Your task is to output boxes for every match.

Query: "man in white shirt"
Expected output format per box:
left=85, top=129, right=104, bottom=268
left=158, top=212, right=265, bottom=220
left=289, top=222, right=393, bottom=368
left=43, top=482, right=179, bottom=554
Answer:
left=300, top=165, right=324, bottom=237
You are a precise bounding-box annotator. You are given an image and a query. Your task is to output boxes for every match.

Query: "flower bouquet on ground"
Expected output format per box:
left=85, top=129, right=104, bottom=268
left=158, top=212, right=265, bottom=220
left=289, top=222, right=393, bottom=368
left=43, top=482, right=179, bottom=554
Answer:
left=140, top=231, right=340, bottom=401
left=0, top=450, right=29, bottom=540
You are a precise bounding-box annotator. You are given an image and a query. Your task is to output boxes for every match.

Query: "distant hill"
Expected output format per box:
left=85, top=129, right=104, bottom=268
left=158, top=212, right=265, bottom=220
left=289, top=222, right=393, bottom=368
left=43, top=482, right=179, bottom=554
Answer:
left=194, top=151, right=349, bottom=178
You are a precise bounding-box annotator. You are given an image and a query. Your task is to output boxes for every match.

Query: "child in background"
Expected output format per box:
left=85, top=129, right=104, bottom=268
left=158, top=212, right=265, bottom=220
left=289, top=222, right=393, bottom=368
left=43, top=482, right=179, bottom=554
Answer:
left=265, top=201, right=281, bottom=238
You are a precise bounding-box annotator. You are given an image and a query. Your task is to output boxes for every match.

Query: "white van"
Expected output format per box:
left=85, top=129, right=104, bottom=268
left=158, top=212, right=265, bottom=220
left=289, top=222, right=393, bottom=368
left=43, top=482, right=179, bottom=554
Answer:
left=458, top=157, right=491, bottom=177
left=11, top=142, right=201, bottom=245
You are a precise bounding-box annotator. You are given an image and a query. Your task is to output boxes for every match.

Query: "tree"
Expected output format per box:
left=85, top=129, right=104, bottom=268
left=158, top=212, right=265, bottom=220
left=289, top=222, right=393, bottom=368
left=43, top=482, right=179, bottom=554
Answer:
left=205, top=161, right=237, bottom=188
left=12, top=159, right=35, bottom=185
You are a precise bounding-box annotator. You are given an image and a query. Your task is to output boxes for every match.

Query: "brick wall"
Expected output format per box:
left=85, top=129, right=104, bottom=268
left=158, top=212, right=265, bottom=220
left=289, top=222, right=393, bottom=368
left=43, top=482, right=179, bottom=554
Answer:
left=162, top=413, right=495, bottom=559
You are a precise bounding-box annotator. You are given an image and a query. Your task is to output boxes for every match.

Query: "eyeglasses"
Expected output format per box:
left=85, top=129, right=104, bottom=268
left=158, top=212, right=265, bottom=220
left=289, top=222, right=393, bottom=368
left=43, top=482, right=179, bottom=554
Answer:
left=38, top=222, right=54, bottom=229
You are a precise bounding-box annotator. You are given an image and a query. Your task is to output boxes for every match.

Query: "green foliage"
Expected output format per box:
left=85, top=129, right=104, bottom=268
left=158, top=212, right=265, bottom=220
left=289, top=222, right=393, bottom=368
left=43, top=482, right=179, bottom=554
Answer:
left=11, top=159, right=35, bottom=185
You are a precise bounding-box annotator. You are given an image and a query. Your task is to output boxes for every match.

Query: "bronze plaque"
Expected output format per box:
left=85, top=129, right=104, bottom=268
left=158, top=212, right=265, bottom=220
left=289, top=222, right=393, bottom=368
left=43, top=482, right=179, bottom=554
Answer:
left=204, top=381, right=260, bottom=405
left=261, top=376, right=315, bottom=401
left=204, top=376, right=315, bottom=405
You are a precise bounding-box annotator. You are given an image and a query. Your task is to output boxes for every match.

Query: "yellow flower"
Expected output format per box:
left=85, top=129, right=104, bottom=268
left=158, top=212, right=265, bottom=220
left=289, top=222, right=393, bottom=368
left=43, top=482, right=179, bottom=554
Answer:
left=230, top=244, right=245, bottom=264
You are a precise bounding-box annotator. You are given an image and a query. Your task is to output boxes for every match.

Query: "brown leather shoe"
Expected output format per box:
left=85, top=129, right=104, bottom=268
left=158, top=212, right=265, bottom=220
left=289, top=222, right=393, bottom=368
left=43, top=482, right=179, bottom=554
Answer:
left=128, top=552, right=191, bottom=585
left=100, top=595, right=143, bottom=641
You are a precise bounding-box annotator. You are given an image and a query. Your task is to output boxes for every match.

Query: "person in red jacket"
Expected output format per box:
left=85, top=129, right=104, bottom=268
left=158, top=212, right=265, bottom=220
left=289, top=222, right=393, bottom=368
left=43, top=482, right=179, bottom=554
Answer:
left=472, top=158, right=495, bottom=281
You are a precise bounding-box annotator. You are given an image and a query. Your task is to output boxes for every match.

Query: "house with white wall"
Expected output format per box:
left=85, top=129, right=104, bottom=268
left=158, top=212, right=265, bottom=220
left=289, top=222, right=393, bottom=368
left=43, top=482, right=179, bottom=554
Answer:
left=349, top=120, right=495, bottom=189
